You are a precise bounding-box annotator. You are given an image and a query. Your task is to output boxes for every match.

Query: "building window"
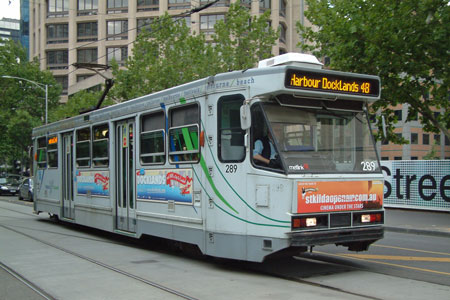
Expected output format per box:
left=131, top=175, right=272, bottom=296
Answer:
left=77, top=22, right=98, bottom=42
left=381, top=157, right=389, bottom=160
left=76, top=127, right=91, bottom=167
left=37, top=137, right=47, bottom=168
left=200, top=0, right=230, bottom=7
left=423, top=134, right=429, bottom=145
left=47, top=135, right=58, bottom=168
left=78, top=0, right=98, bottom=16
left=140, top=111, right=165, bottom=165
left=169, top=0, right=191, bottom=10
left=107, top=47, right=128, bottom=66
left=77, top=48, right=98, bottom=64
left=394, top=109, right=402, bottom=121
left=168, top=104, right=200, bottom=163
left=47, top=50, right=68, bottom=70
left=174, top=16, right=191, bottom=28
left=47, top=23, right=68, bottom=44
left=411, top=133, right=418, bottom=144
left=434, top=134, right=441, bottom=145
left=260, top=0, right=271, bottom=12
left=446, top=135, right=450, bottom=146
left=280, top=0, right=287, bottom=18
left=77, top=74, right=94, bottom=82
left=411, top=156, right=418, bottom=160
left=137, top=0, right=159, bottom=12
left=107, top=0, right=128, bottom=14
left=394, top=156, right=402, bottom=160
left=137, top=18, right=154, bottom=34
left=55, top=76, right=68, bottom=95
left=93, top=124, right=109, bottom=167
left=107, top=20, right=128, bottom=40
left=200, top=14, right=224, bottom=33
left=279, top=23, right=287, bottom=43
left=218, top=95, right=245, bottom=162
left=47, top=0, right=69, bottom=18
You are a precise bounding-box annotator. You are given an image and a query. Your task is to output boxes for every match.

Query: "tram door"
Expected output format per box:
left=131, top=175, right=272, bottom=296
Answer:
left=62, top=133, right=74, bottom=219
left=115, top=120, right=136, bottom=232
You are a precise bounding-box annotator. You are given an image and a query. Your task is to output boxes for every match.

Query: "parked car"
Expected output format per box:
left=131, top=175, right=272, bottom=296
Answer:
left=18, top=177, right=33, bottom=201
left=0, top=176, right=21, bottom=196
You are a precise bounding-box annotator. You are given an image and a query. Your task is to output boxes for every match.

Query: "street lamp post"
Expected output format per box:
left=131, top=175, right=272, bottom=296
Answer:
left=1, top=75, right=49, bottom=124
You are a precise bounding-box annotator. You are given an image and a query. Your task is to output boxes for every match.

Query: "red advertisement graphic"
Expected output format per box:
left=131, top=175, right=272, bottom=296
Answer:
left=166, top=172, right=192, bottom=195
left=297, top=180, right=383, bottom=213
left=94, top=173, right=110, bottom=191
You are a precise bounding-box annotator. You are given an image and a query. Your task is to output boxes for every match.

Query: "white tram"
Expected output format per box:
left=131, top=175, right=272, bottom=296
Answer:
left=33, top=53, right=384, bottom=262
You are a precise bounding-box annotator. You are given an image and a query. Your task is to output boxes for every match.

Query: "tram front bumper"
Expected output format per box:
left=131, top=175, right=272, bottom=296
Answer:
left=289, top=225, right=384, bottom=247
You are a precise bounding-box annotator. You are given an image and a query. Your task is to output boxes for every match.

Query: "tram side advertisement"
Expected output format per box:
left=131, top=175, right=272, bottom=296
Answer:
left=137, top=169, right=193, bottom=204
left=297, top=181, right=383, bottom=213
left=76, top=171, right=110, bottom=197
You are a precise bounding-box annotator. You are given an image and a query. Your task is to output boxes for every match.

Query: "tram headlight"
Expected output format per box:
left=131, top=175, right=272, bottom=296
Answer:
left=354, top=212, right=383, bottom=225
left=292, top=215, right=327, bottom=230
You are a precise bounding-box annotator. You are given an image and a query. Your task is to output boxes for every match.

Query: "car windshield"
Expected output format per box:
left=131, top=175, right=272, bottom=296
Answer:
left=254, top=102, right=380, bottom=174
left=0, top=177, right=20, bottom=185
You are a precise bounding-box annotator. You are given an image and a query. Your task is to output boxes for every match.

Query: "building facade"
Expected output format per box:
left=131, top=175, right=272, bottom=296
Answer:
left=376, top=104, right=450, bottom=160
left=0, top=18, right=20, bottom=44
left=29, top=0, right=307, bottom=100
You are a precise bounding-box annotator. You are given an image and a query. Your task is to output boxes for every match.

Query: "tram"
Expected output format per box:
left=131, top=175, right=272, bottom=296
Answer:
left=33, top=53, right=384, bottom=262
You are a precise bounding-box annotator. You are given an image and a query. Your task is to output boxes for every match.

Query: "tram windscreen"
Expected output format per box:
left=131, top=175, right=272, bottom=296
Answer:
left=260, top=102, right=380, bottom=174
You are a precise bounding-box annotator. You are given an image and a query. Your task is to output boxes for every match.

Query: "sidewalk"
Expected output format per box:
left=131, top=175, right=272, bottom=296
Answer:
left=384, top=208, right=450, bottom=237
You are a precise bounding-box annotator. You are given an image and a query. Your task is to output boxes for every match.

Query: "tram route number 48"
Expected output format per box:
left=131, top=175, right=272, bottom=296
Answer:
left=225, top=164, right=238, bottom=173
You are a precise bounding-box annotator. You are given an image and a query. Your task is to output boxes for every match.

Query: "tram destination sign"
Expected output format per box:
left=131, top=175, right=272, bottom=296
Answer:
left=285, top=69, right=380, bottom=97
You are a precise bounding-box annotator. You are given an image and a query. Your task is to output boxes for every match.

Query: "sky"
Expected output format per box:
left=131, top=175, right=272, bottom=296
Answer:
left=0, top=0, right=20, bottom=20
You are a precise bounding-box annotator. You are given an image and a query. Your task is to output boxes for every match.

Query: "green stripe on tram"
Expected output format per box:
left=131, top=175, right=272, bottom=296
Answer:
left=181, top=127, right=238, bottom=214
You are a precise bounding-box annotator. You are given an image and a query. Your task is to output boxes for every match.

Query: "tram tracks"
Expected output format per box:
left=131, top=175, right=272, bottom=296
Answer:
left=0, top=201, right=389, bottom=299
left=0, top=222, right=199, bottom=300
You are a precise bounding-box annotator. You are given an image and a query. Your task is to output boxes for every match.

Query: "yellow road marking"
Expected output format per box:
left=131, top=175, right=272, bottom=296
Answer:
left=373, top=244, right=450, bottom=256
left=315, top=251, right=450, bottom=276
left=339, top=254, right=450, bottom=262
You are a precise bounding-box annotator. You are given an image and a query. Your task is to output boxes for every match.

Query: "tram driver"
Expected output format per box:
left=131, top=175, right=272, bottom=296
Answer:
left=253, top=130, right=281, bottom=168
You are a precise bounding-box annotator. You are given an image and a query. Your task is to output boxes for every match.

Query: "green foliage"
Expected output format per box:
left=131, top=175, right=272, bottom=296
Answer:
left=298, top=0, right=450, bottom=143
left=212, top=0, right=279, bottom=72
left=110, top=13, right=216, bottom=101
left=50, top=89, right=112, bottom=122
left=0, top=40, right=61, bottom=172
left=110, top=2, right=278, bottom=101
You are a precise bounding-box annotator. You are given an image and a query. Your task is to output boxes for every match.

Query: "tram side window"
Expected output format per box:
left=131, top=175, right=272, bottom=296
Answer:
left=37, top=137, right=47, bottom=168
left=93, top=124, right=109, bottom=167
left=141, top=111, right=165, bottom=164
left=168, top=104, right=200, bottom=163
left=218, top=95, right=245, bottom=162
left=76, top=127, right=91, bottom=167
left=47, top=135, right=58, bottom=168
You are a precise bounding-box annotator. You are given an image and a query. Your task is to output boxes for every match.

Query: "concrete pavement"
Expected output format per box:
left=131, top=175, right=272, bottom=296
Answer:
left=384, top=208, right=450, bottom=237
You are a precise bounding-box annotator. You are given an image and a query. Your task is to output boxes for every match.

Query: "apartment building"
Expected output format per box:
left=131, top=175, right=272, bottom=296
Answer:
left=375, top=103, right=450, bottom=160
left=29, top=0, right=306, bottom=101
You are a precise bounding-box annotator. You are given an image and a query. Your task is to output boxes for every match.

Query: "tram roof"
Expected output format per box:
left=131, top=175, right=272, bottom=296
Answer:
left=33, top=59, right=380, bottom=137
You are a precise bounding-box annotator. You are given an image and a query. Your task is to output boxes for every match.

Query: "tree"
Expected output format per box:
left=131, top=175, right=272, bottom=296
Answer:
left=50, top=89, right=112, bottom=122
left=0, top=40, right=61, bottom=172
left=297, top=0, right=450, bottom=143
left=110, top=2, right=279, bottom=101
left=212, top=0, right=279, bottom=72
left=110, top=13, right=215, bottom=102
